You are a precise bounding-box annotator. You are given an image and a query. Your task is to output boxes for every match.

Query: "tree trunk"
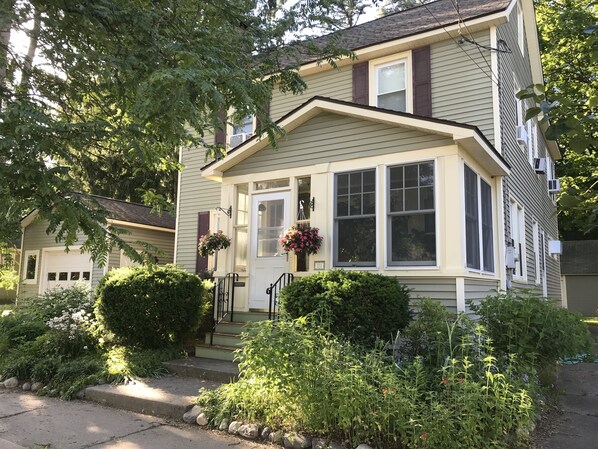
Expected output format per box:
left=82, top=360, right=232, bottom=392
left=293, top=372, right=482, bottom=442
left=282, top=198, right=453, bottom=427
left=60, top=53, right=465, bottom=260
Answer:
left=0, top=0, right=15, bottom=108
left=20, top=6, right=41, bottom=89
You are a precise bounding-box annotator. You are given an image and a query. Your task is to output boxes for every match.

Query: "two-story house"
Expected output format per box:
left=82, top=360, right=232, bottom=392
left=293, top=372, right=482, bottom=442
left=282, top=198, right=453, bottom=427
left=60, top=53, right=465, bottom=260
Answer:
left=174, top=0, right=561, bottom=327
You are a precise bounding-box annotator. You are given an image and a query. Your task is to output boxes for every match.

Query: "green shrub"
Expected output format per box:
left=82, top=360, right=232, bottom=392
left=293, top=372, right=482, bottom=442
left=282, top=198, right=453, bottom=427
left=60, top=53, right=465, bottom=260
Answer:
left=470, top=289, right=593, bottom=367
left=197, top=317, right=534, bottom=449
left=95, top=265, right=207, bottom=349
left=278, top=270, right=411, bottom=347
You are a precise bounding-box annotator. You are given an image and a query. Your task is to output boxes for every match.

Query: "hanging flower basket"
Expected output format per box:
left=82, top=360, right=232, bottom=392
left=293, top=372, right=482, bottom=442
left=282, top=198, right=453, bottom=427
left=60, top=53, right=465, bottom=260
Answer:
left=198, top=230, right=231, bottom=257
left=279, top=223, right=322, bottom=256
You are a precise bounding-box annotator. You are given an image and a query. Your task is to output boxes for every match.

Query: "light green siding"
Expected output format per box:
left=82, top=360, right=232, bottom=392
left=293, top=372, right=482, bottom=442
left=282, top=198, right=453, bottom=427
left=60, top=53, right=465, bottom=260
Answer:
left=270, top=67, right=353, bottom=121
left=225, top=112, right=453, bottom=177
left=497, top=8, right=560, bottom=298
left=430, top=31, right=494, bottom=143
left=401, top=277, right=458, bottom=313
left=114, top=225, right=175, bottom=266
left=175, top=144, right=221, bottom=272
left=464, top=277, right=500, bottom=310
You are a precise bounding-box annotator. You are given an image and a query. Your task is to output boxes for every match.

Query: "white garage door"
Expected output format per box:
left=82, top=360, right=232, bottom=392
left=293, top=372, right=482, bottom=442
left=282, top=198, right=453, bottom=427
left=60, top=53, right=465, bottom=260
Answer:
left=43, top=250, right=92, bottom=292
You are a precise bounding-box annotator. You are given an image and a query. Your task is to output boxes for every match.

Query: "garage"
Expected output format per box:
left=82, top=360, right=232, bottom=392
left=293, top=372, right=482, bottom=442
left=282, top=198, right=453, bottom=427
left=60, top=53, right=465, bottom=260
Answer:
left=41, top=250, right=93, bottom=293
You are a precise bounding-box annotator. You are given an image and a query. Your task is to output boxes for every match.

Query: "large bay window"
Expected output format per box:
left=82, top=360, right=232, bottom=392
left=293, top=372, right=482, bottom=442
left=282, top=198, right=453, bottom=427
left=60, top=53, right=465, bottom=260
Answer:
left=387, top=162, right=436, bottom=266
left=464, top=165, right=494, bottom=272
left=375, top=59, right=407, bottom=112
left=334, top=169, right=376, bottom=266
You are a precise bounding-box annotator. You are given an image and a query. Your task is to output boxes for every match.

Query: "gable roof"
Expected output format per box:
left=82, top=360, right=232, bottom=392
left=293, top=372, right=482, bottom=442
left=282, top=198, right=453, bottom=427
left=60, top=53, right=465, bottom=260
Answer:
left=202, top=96, right=510, bottom=179
left=21, top=195, right=176, bottom=230
left=286, top=0, right=513, bottom=67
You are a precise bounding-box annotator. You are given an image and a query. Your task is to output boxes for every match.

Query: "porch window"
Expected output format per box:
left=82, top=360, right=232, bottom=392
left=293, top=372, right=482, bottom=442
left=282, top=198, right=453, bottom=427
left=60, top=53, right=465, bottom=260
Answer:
left=296, top=177, right=311, bottom=272
left=234, top=184, right=249, bottom=272
left=22, top=250, right=39, bottom=283
left=387, top=162, right=436, bottom=266
left=464, top=165, right=494, bottom=272
left=334, top=169, right=376, bottom=266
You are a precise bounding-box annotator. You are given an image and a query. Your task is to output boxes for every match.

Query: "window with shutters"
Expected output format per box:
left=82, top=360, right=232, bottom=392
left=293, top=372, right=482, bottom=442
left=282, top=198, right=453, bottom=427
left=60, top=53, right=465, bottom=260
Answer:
left=369, top=53, right=412, bottom=113
left=228, top=115, right=255, bottom=148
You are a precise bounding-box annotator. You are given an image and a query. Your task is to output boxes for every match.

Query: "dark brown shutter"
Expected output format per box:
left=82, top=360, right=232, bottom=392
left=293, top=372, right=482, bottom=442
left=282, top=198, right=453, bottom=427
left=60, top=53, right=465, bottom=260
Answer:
left=412, top=46, right=432, bottom=117
left=196, top=211, right=210, bottom=274
left=352, top=61, right=369, bottom=105
left=214, top=110, right=226, bottom=146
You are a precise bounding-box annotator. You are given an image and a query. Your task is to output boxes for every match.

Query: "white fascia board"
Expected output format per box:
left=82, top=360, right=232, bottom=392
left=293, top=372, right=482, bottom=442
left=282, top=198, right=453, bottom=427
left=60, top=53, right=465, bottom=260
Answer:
left=20, top=210, right=39, bottom=228
left=455, top=134, right=510, bottom=176
left=538, top=121, right=562, bottom=160
left=521, top=0, right=544, bottom=85
left=107, top=219, right=176, bottom=234
left=298, top=11, right=510, bottom=77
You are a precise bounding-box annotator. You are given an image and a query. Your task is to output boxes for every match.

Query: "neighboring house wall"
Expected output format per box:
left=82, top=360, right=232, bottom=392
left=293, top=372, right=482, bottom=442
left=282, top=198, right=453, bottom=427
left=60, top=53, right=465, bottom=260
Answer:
left=564, top=276, right=598, bottom=316
left=497, top=7, right=560, bottom=297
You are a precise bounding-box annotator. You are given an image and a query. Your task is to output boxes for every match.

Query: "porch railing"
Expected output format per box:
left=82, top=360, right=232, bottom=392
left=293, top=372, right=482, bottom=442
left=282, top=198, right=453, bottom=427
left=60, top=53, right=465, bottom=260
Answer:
left=210, top=272, right=239, bottom=345
left=267, top=273, right=294, bottom=321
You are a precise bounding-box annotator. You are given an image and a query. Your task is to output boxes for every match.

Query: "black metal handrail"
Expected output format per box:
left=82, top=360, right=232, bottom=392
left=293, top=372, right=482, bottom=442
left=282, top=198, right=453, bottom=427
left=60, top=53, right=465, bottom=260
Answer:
left=267, top=273, right=294, bottom=321
left=210, top=272, right=239, bottom=345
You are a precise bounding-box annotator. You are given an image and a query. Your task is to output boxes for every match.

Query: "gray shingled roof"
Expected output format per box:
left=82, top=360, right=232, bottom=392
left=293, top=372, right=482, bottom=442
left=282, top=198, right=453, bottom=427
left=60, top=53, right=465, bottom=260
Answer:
left=287, top=0, right=512, bottom=66
left=561, top=241, right=598, bottom=275
left=87, top=195, right=176, bottom=230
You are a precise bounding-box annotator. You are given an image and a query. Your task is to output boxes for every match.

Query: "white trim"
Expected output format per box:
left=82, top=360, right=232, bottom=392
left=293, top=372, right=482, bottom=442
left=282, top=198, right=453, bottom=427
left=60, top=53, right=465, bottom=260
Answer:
left=496, top=179, right=507, bottom=290
left=107, top=219, right=175, bottom=234
left=509, top=197, right=527, bottom=282
left=456, top=277, right=466, bottom=312
left=490, top=25, right=502, bottom=154
left=560, top=275, right=568, bottom=308
left=173, top=147, right=183, bottom=264
left=20, top=210, right=39, bottom=228
left=21, top=250, right=40, bottom=284
left=202, top=98, right=510, bottom=180
left=16, top=228, right=26, bottom=297
left=369, top=51, right=412, bottom=113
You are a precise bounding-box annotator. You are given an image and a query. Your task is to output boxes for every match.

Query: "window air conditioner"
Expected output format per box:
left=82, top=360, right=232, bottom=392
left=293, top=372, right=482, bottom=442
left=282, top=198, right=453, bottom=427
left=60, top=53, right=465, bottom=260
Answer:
left=516, top=125, right=528, bottom=146
left=547, top=179, right=561, bottom=193
left=533, top=157, right=546, bottom=174
left=229, top=133, right=252, bottom=148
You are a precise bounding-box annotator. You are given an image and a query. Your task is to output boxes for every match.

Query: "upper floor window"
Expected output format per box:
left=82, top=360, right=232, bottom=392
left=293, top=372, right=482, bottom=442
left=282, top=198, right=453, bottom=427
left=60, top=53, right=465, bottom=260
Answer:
left=229, top=115, right=254, bottom=147
left=376, top=60, right=407, bottom=112
left=334, top=169, right=376, bottom=266
left=387, top=162, right=436, bottom=266
left=464, top=165, right=494, bottom=272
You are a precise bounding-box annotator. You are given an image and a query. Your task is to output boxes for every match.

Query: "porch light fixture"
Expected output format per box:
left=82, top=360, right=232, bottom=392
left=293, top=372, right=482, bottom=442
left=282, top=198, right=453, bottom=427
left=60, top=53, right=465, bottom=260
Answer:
left=309, top=197, right=315, bottom=211
left=215, top=206, right=232, bottom=218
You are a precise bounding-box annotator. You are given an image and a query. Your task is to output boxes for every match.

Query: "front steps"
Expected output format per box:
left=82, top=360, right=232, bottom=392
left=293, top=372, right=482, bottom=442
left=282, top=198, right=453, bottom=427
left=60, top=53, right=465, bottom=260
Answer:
left=195, top=311, right=269, bottom=362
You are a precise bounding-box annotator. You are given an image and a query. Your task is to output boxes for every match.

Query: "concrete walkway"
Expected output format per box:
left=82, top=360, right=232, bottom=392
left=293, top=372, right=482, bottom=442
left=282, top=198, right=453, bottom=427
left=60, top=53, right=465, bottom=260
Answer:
left=0, top=389, right=260, bottom=449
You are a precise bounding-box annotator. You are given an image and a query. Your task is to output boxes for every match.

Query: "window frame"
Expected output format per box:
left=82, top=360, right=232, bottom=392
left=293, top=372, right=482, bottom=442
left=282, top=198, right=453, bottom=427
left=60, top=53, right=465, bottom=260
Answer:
left=510, top=198, right=527, bottom=281
left=333, top=168, right=378, bottom=268
left=369, top=52, right=413, bottom=114
left=233, top=184, right=249, bottom=273
left=227, top=114, right=256, bottom=148
left=463, top=164, right=495, bottom=274
left=22, top=250, right=39, bottom=284
left=386, top=160, right=437, bottom=267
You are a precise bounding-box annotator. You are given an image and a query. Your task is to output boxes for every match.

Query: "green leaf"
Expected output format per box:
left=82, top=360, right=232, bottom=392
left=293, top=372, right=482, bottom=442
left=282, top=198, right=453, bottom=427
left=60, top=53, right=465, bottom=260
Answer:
left=525, top=107, right=542, bottom=121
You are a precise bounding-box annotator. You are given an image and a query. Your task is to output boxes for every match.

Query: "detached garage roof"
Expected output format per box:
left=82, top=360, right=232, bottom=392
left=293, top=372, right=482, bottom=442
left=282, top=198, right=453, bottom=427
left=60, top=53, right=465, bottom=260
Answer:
left=561, top=240, right=598, bottom=275
left=21, top=194, right=176, bottom=231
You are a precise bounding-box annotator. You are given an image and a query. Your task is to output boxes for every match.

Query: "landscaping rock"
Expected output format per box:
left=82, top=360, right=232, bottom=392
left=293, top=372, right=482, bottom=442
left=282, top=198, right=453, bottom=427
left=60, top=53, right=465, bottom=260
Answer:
left=219, top=418, right=230, bottom=431
left=228, top=421, right=242, bottom=434
left=3, top=377, right=18, bottom=389
left=76, top=389, right=86, bottom=400
left=196, top=413, right=209, bottom=426
left=312, top=438, right=327, bottom=449
left=21, top=382, right=31, bottom=391
left=269, top=430, right=284, bottom=444
left=183, top=405, right=203, bottom=424
left=355, top=445, right=373, bottom=449
left=261, top=426, right=271, bottom=441
left=329, top=442, right=344, bottom=449
left=238, top=423, right=259, bottom=439
left=31, top=382, right=44, bottom=393
left=284, top=432, right=312, bottom=449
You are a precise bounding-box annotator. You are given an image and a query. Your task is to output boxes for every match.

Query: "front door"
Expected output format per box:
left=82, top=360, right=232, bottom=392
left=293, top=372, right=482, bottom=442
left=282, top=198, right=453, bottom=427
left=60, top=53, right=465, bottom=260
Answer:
left=249, top=191, right=291, bottom=309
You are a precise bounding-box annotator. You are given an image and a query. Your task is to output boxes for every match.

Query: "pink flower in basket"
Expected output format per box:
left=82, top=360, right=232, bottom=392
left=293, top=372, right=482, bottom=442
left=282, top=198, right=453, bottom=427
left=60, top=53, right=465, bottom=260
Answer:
left=279, top=223, right=322, bottom=256
left=198, top=230, right=231, bottom=257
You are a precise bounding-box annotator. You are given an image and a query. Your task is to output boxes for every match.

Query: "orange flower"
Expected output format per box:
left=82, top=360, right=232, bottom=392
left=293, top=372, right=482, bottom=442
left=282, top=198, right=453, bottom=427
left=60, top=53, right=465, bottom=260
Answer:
left=382, top=389, right=388, bottom=396
left=420, top=433, right=429, bottom=439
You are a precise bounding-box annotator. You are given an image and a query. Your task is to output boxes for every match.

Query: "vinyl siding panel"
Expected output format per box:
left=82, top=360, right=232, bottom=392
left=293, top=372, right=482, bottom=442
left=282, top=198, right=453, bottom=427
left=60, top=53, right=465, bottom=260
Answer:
left=270, top=68, right=353, bottom=121
left=464, top=277, right=500, bottom=309
left=117, top=225, right=175, bottom=265
left=400, top=277, right=457, bottom=314
left=176, top=144, right=221, bottom=272
left=225, top=112, right=453, bottom=177
left=497, top=8, right=561, bottom=299
left=431, top=31, right=494, bottom=143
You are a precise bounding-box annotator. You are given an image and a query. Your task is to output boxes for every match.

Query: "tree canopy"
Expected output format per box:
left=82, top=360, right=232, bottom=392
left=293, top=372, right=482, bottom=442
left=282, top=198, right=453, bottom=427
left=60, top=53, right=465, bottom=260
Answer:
left=0, top=0, right=351, bottom=263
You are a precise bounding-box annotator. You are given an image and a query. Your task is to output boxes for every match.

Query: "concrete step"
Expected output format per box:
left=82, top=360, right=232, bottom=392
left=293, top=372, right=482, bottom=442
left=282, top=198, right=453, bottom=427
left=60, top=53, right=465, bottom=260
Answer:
left=84, top=375, right=220, bottom=420
left=214, top=321, right=247, bottom=335
left=163, top=357, right=238, bottom=383
left=229, top=311, right=269, bottom=323
left=211, top=332, right=242, bottom=347
left=195, top=344, right=236, bottom=362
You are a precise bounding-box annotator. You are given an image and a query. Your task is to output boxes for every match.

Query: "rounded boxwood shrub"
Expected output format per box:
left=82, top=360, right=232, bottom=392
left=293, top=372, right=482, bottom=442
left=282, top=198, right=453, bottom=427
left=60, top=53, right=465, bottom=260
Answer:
left=95, top=264, right=207, bottom=349
left=278, top=270, right=411, bottom=347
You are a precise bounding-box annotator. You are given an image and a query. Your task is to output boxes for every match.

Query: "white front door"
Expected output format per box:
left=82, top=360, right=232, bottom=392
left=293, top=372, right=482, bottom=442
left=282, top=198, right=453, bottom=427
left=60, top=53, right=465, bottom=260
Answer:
left=42, top=250, right=92, bottom=293
left=249, top=191, right=291, bottom=309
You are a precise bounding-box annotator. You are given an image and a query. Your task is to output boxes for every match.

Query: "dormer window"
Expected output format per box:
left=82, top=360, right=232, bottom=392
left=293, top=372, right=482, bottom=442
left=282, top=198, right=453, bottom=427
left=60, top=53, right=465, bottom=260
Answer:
left=229, top=115, right=254, bottom=147
left=370, top=53, right=412, bottom=113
